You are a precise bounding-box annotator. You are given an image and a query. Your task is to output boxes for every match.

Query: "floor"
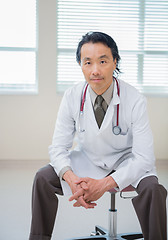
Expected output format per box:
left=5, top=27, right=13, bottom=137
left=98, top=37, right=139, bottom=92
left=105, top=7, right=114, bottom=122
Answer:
left=0, top=159, right=167, bottom=240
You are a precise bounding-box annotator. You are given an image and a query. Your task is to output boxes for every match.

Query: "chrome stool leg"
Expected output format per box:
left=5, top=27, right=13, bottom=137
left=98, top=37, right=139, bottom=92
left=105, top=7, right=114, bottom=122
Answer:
left=109, top=193, right=117, bottom=238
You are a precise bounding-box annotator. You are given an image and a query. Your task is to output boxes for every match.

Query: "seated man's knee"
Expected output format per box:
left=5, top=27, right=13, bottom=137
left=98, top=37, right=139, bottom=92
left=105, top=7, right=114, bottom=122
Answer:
left=34, top=166, right=50, bottom=185
left=138, top=176, right=167, bottom=198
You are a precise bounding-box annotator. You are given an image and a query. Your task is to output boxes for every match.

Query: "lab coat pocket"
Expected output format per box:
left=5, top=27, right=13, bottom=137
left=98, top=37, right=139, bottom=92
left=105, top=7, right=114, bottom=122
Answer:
left=111, top=129, right=131, bottom=150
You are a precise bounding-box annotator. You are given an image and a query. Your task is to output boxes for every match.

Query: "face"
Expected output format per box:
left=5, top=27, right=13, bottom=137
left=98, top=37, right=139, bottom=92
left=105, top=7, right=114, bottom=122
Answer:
left=80, top=42, right=117, bottom=95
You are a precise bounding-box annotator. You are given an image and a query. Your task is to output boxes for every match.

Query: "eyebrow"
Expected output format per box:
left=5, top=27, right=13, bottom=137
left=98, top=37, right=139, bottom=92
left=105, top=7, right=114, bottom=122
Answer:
left=99, top=55, right=110, bottom=59
left=82, top=55, right=110, bottom=62
left=82, top=57, right=91, bottom=62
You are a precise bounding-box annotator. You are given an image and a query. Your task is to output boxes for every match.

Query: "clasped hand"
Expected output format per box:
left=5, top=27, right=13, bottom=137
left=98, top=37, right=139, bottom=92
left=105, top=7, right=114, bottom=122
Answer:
left=69, top=177, right=106, bottom=209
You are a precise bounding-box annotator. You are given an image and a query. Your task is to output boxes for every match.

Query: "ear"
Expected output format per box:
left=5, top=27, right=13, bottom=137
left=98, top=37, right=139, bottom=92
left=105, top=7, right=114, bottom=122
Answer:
left=113, top=58, right=117, bottom=71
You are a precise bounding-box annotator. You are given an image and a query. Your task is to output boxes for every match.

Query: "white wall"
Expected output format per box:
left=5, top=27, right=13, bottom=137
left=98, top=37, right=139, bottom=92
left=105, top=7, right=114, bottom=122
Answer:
left=0, top=0, right=61, bottom=160
left=0, top=0, right=168, bottom=161
left=0, top=1, right=167, bottom=240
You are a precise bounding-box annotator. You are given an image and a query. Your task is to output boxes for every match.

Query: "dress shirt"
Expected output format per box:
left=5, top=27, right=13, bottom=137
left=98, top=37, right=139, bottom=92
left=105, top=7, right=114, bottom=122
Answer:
left=89, top=80, right=114, bottom=111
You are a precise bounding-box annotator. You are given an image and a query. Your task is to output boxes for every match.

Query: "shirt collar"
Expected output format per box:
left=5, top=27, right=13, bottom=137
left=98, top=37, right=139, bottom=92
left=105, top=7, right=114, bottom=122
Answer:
left=89, top=80, right=114, bottom=106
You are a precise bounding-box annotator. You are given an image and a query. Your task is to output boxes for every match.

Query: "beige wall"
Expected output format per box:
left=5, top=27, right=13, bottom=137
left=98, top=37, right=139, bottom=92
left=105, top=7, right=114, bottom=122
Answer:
left=0, top=0, right=168, bottom=161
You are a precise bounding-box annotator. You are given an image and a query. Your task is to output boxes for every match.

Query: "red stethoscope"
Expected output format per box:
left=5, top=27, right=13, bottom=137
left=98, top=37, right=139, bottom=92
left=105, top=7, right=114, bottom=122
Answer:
left=80, top=77, right=121, bottom=135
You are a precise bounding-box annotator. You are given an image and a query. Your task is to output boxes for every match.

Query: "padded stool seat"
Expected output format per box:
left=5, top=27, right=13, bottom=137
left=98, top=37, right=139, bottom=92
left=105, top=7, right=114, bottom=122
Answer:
left=67, top=186, right=144, bottom=240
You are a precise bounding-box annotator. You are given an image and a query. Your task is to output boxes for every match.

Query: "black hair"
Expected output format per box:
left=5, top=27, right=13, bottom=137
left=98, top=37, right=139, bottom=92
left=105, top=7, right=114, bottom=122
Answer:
left=76, top=31, right=121, bottom=74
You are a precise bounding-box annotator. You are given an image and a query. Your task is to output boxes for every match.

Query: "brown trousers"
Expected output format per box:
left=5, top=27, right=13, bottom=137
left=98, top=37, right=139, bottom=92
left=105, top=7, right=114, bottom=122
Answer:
left=29, top=164, right=167, bottom=240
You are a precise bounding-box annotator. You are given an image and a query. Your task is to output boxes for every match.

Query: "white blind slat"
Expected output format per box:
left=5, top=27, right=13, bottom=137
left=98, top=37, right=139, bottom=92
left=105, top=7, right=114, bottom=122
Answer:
left=57, top=0, right=168, bottom=95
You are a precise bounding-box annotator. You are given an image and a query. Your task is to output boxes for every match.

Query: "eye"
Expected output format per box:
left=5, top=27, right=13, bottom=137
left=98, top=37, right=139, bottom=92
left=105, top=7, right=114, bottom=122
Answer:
left=85, top=61, right=91, bottom=65
left=100, top=60, right=106, bottom=64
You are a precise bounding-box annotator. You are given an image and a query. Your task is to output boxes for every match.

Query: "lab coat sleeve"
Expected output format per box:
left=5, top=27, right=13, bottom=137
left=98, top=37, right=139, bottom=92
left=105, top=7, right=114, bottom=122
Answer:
left=48, top=89, right=77, bottom=176
left=111, top=95, right=156, bottom=191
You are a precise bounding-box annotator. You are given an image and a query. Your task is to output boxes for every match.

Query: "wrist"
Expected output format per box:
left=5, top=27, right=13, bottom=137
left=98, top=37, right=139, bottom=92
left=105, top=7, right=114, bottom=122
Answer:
left=63, top=169, right=73, bottom=181
left=103, top=176, right=118, bottom=192
left=63, top=170, right=78, bottom=185
left=59, top=166, right=72, bottom=180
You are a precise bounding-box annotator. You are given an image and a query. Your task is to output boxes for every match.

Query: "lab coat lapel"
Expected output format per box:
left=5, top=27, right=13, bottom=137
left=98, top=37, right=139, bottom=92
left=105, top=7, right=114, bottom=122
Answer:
left=84, top=88, right=98, bottom=131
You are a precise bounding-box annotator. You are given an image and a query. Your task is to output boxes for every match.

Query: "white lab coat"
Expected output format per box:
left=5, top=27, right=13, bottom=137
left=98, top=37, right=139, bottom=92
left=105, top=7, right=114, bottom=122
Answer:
left=49, top=80, right=157, bottom=195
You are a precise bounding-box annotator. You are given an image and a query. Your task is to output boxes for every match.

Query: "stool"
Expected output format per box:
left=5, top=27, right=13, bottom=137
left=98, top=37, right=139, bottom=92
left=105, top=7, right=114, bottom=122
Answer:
left=67, top=186, right=144, bottom=240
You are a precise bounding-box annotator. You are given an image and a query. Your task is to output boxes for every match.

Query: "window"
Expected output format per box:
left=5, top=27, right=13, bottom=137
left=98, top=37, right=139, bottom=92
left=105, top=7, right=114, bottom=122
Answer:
left=56, top=0, right=168, bottom=95
left=0, top=0, right=37, bottom=94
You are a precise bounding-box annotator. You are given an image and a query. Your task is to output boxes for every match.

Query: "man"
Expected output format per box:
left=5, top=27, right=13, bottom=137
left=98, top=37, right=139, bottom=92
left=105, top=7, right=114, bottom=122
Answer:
left=29, top=32, right=167, bottom=240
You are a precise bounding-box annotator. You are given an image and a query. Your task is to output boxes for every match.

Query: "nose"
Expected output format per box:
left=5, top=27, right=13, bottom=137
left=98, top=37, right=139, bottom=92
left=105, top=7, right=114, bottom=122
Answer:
left=91, top=64, right=100, bottom=76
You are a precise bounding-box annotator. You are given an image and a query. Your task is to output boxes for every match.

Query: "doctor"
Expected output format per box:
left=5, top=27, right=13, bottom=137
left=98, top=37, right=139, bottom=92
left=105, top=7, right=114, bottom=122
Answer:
left=29, top=32, right=167, bottom=240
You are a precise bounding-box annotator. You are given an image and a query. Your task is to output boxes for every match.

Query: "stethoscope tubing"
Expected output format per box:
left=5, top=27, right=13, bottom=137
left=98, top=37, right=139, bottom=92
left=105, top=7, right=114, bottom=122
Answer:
left=80, top=77, right=121, bottom=135
left=80, top=83, right=89, bottom=112
left=115, top=78, right=120, bottom=127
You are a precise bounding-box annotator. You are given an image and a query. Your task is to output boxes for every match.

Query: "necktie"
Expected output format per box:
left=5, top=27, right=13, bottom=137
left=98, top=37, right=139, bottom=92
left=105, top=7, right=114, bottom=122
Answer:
left=94, top=95, right=105, bottom=128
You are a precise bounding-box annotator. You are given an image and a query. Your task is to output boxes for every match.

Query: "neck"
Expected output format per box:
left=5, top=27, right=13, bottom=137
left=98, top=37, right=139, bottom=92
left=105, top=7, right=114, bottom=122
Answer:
left=91, top=84, right=112, bottom=95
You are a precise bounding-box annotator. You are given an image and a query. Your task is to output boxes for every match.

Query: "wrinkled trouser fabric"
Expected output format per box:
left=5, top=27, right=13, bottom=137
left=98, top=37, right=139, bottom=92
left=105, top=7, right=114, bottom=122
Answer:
left=29, top=164, right=167, bottom=240
left=132, top=176, right=167, bottom=240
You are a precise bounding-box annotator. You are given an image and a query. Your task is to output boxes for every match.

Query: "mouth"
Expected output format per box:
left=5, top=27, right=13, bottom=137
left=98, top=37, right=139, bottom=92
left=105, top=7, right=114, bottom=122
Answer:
left=90, top=78, right=103, bottom=82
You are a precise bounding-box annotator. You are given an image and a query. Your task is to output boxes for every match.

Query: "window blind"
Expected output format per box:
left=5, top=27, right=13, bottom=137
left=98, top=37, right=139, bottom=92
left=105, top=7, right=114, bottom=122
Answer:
left=57, top=0, right=168, bottom=95
left=0, top=0, right=37, bottom=94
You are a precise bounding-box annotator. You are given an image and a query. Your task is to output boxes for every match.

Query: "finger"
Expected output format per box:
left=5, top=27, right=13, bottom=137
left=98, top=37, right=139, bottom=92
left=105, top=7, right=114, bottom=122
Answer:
left=69, top=188, right=84, bottom=201
left=80, top=181, right=89, bottom=190
left=77, top=196, right=97, bottom=209
left=73, top=198, right=97, bottom=209
left=86, top=201, right=97, bottom=207
left=75, top=177, right=89, bottom=185
left=83, top=192, right=92, bottom=202
left=73, top=201, right=81, bottom=207
left=84, top=202, right=97, bottom=209
left=74, top=196, right=90, bottom=209
left=77, top=196, right=89, bottom=208
left=74, top=201, right=95, bottom=209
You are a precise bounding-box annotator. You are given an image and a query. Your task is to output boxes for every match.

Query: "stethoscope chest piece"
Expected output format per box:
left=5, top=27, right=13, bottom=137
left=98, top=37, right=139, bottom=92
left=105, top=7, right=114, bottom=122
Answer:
left=113, top=126, right=121, bottom=135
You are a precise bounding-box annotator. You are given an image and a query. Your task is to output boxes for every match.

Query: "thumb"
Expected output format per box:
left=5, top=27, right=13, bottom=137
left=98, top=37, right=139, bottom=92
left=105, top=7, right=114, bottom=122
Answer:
left=75, top=177, right=89, bottom=185
left=80, top=181, right=89, bottom=190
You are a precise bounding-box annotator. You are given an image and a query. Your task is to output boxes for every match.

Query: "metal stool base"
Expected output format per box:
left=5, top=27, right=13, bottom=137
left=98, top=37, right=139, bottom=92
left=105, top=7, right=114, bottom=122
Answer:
left=67, top=225, right=144, bottom=240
